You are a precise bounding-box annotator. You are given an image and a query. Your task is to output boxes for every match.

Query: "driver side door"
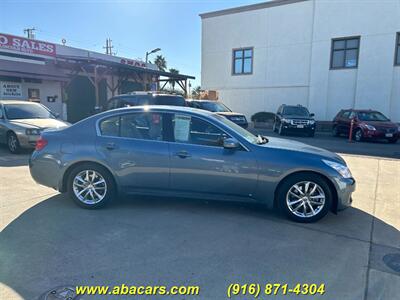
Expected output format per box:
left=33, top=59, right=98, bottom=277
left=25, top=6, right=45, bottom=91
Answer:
left=168, top=113, right=258, bottom=199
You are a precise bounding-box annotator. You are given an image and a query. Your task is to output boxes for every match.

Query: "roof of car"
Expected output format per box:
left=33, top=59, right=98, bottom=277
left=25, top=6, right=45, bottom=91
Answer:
left=186, top=99, right=217, bottom=103
left=100, top=105, right=214, bottom=117
left=344, top=109, right=378, bottom=112
left=0, top=100, right=40, bottom=105
left=111, top=93, right=184, bottom=99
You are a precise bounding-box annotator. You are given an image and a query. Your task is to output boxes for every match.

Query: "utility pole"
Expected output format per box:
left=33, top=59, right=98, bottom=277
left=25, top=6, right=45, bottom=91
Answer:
left=23, top=28, right=36, bottom=39
left=103, top=38, right=114, bottom=55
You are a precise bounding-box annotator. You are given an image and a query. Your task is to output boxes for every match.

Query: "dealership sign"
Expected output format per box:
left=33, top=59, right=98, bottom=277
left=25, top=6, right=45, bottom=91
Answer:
left=120, top=58, right=147, bottom=68
left=0, top=82, right=23, bottom=98
left=0, top=33, right=56, bottom=57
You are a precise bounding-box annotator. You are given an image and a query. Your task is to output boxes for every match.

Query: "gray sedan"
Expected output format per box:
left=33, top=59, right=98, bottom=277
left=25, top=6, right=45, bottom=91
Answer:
left=29, top=106, right=355, bottom=222
left=0, top=100, right=69, bottom=153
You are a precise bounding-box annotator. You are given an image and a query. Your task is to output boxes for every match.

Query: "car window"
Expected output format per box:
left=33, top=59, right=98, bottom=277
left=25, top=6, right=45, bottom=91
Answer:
left=349, top=112, right=356, bottom=119
left=173, top=114, right=226, bottom=147
left=342, top=111, right=351, bottom=119
left=155, top=96, right=185, bottom=106
left=99, top=113, right=164, bottom=141
left=120, top=113, right=163, bottom=140
left=4, top=103, right=55, bottom=120
left=357, top=111, right=389, bottom=122
left=198, top=102, right=231, bottom=112
left=100, top=116, right=120, bottom=136
left=282, top=106, right=309, bottom=116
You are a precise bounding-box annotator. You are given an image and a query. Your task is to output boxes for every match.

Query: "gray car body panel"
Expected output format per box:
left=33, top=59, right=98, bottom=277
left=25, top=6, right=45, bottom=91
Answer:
left=29, top=106, right=355, bottom=210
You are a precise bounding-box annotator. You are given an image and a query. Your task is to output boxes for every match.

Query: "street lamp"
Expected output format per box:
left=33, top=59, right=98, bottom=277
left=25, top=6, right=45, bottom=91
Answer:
left=145, top=48, right=161, bottom=63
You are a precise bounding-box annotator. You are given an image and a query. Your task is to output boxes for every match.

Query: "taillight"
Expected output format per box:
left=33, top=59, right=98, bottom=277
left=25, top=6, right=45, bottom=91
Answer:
left=35, top=137, right=48, bottom=151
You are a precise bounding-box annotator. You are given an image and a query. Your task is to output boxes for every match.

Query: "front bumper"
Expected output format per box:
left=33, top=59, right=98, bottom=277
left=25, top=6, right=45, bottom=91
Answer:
left=15, top=132, right=40, bottom=148
left=334, top=177, right=356, bottom=210
left=282, top=123, right=315, bottom=132
left=363, top=130, right=399, bottom=140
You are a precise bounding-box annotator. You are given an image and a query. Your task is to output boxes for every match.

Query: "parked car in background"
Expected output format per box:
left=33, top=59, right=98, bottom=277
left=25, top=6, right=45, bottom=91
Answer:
left=332, top=109, right=399, bottom=143
left=273, top=104, right=316, bottom=137
left=30, top=106, right=356, bottom=223
left=106, top=92, right=186, bottom=110
left=0, top=100, right=69, bottom=153
left=186, top=99, right=248, bottom=128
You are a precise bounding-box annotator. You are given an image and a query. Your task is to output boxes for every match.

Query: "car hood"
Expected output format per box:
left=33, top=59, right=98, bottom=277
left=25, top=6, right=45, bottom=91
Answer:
left=261, top=137, right=344, bottom=163
left=9, top=118, right=70, bottom=129
left=361, top=121, right=398, bottom=128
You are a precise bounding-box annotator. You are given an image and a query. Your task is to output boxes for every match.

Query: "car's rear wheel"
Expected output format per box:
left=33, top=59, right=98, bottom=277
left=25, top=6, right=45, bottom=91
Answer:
left=7, top=132, right=20, bottom=154
left=278, top=173, right=332, bottom=223
left=354, top=128, right=363, bottom=142
left=68, top=163, right=115, bottom=209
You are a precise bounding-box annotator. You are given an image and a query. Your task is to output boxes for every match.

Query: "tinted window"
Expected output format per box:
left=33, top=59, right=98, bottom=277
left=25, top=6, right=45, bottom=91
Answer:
left=282, top=106, right=310, bottom=116
left=100, top=116, right=120, bottom=136
left=4, top=103, right=54, bottom=120
left=198, top=102, right=231, bottom=112
left=99, top=112, right=164, bottom=141
left=154, top=95, right=185, bottom=106
left=331, top=37, right=360, bottom=69
left=357, top=112, right=389, bottom=122
left=342, top=111, right=351, bottom=119
left=173, top=114, right=225, bottom=147
left=121, top=113, right=163, bottom=140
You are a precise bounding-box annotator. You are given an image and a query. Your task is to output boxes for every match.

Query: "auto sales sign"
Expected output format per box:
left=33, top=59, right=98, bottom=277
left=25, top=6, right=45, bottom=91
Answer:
left=0, top=33, right=56, bottom=57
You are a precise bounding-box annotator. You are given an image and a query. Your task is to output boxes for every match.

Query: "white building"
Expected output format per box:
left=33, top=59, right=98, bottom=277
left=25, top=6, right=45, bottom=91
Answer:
left=200, top=0, right=400, bottom=122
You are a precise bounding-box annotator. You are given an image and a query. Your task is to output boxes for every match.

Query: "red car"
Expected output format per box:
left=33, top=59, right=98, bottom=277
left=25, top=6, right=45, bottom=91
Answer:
left=332, top=109, right=399, bottom=143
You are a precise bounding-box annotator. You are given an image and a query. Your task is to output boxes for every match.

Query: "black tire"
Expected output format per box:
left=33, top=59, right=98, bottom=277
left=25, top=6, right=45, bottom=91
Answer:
left=277, top=173, right=333, bottom=223
left=388, top=138, right=398, bottom=144
left=67, top=163, right=116, bottom=209
left=332, top=126, right=339, bottom=137
left=354, top=128, right=363, bottom=142
left=7, top=132, right=21, bottom=154
left=272, top=122, right=277, bottom=132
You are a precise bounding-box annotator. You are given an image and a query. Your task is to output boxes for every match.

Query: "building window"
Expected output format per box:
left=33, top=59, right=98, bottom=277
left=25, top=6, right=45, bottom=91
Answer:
left=232, top=48, right=253, bottom=75
left=395, top=32, right=400, bottom=66
left=28, top=88, right=40, bottom=101
left=330, top=37, right=360, bottom=69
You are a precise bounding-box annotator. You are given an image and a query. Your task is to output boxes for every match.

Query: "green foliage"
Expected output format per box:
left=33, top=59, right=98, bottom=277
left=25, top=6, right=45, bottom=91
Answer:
left=154, top=55, right=167, bottom=71
left=191, top=86, right=201, bottom=99
left=168, top=68, right=180, bottom=90
left=251, top=111, right=276, bottom=122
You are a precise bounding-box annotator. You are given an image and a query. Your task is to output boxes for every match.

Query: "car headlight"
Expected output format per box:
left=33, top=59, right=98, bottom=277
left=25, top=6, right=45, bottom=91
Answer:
left=309, top=120, right=315, bottom=125
left=281, top=118, right=291, bottom=123
left=26, top=128, right=41, bottom=135
left=322, top=159, right=352, bottom=178
left=365, top=124, right=376, bottom=131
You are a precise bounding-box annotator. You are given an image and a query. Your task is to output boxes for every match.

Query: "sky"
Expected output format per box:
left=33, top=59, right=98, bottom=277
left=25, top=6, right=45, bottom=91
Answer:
left=0, top=0, right=262, bottom=88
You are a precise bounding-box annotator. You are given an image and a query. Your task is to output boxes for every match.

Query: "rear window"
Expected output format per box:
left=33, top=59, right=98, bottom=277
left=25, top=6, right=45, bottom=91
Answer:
left=154, top=96, right=185, bottom=106
left=107, top=95, right=152, bottom=110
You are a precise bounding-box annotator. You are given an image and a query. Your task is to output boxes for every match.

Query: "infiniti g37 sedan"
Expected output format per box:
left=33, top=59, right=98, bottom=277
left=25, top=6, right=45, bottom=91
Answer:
left=29, top=106, right=355, bottom=223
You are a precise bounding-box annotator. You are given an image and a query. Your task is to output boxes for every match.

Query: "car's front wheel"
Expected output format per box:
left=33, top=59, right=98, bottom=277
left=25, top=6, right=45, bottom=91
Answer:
left=7, top=132, right=20, bottom=154
left=388, top=138, right=398, bottom=144
left=68, top=163, right=115, bottom=209
left=278, top=173, right=332, bottom=223
left=354, top=128, right=363, bottom=142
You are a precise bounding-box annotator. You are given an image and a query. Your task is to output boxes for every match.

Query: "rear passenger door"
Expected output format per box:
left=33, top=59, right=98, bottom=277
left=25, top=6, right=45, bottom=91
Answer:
left=337, top=111, right=350, bottom=134
left=96, top=112, right=171, bottom=192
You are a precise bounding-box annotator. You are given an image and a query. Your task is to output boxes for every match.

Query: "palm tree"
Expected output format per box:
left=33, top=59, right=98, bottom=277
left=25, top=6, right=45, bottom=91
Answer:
left=154, top=55, right=167, bottom=71
left=191, top=86, right=201, bottom=99
left=168, top=68, right=179, bottom=90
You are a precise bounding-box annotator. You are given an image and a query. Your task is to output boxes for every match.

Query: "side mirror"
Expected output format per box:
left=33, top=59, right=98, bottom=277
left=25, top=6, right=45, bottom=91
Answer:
left=54, top=112, right=60, bottom=119
left=223, top=138, right=240, bottom=149
left=310, top=113, right=315, bottom=117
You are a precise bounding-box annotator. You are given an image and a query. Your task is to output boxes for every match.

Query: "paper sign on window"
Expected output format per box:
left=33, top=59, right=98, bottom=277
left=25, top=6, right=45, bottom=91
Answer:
left=174, top=115, right=191, bottom=142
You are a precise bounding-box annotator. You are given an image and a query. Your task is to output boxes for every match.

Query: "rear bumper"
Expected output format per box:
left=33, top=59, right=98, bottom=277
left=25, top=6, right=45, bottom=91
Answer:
left=334, top=177, right=356, bottom=210
left=29, top=151, right=63, bottom=191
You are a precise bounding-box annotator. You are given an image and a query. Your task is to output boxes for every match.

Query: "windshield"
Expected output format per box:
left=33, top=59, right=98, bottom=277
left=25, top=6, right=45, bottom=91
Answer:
left=212, top=114, right=264, bottom=144
left=357, top=111, right=389, bottom=122
left=199, top=102, right=231, bottom=112
left=283, top=106, right=309, bottom=116
left=4, top=103, right=54, bottom=120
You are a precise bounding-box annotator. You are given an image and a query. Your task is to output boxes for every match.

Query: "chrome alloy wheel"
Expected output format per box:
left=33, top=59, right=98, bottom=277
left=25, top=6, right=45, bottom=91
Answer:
left=286, top=181, right=325, bottom=218
left=72, top=170, right=107, bottom=205
left=8, top=134, right=18, bottom=152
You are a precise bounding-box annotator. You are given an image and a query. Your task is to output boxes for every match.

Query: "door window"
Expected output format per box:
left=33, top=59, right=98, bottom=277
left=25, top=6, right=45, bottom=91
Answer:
left=99, top=112, right=164, bottom=141
left=341, top=111, right=351, bottom=119
left=172, top=114, right=226, bottom=147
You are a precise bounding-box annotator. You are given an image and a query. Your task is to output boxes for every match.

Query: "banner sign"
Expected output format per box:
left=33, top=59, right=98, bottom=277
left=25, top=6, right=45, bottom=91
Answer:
left=120, top=58, right=146, bottom=68
left=0, top=33, right=56, bottom=57
left=0, top=82, right=23, bottom=98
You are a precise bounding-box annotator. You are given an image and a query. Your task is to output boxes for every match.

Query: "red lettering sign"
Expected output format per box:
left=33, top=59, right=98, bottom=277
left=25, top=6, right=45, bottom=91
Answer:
left=0, top=33, right=56, bottom=57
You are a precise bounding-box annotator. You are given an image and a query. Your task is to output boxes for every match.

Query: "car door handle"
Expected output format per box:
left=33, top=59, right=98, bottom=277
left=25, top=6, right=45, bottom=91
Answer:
left=105, top=142, right=117, bottom=150
left=175, top=150, right=191, bottom=158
